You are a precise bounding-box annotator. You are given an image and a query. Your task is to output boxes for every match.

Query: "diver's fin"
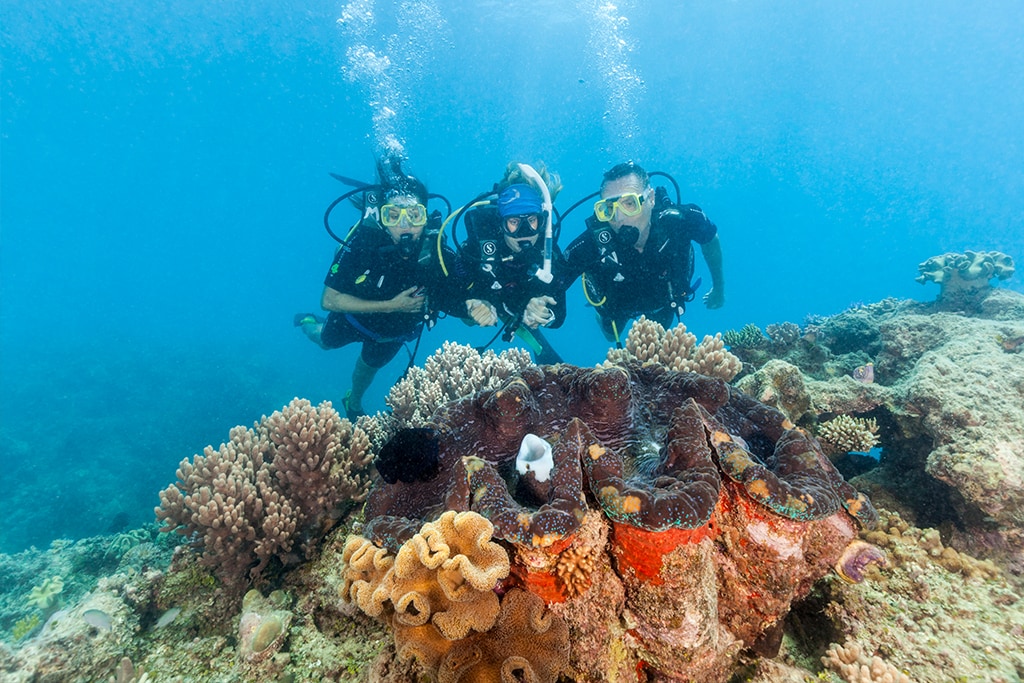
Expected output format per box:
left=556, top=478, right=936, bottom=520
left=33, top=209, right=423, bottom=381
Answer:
left=329, top=172, right=371, bottom=188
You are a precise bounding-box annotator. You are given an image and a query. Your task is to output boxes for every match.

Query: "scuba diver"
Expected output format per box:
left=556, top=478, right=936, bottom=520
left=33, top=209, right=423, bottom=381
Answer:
left=451, top=162, right=568, bottom=365
left=561, top=161, right=726, bottom=346
left=294, top=156, right=462, bottom=419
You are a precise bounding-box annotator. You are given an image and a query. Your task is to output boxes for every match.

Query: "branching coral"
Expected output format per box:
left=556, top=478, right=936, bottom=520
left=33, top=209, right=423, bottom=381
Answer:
left=723, top=323, right=768, bottom=350
left=606, top=316, right=742, bottom=381
left=386, top=342, right=534, bottom=426
left=156, top=398, right=373, bottom=585
left=817, top=414, right=880, bottom=456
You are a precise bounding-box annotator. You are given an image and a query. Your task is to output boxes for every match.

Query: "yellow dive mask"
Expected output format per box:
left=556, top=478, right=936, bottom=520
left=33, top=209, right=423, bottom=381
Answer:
left=380, top=202, right=428, bottom=227
left=593, top=192, right=645, bottom=222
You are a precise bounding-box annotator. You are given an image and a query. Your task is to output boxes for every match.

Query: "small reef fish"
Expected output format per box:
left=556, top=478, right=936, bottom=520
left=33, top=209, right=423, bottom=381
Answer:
left=82, top=609, right=113, bottom=632
left=852, top=362, right=874, bottom=384
left=995, top=334, right=1024, bottom=353
left=155, top=606, right=181, bottom=629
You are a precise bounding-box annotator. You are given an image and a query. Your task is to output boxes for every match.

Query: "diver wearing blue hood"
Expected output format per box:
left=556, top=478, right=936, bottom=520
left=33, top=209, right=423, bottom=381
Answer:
left=295, top=157, right=462, bottom=419
left=455, top=162, right=568, bottom=365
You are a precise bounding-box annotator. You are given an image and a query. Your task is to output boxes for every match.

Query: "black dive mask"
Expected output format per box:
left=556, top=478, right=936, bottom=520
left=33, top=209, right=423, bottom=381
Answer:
left=615, top=225, right=640, bottom=247
left=396, top=233, right=418, bottom=258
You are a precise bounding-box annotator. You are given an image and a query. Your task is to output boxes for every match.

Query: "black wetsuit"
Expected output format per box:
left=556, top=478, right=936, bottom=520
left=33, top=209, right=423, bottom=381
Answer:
left=458, top=206, right=568, bottom=364
left=562, top=188, right=717, bottom=339
left=321, top=218, right=461, bottom=367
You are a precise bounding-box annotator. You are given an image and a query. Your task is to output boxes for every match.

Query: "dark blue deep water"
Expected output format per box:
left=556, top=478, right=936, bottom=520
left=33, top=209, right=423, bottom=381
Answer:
left=2, top=0, right=1022, bottom=552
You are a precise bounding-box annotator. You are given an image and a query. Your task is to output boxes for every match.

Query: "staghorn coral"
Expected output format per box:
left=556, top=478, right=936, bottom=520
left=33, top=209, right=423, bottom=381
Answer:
left=606, top=316, right=742, bottom=380
left=386, top=341, right=533, bottom=426
left=354, top=362, right=877, bottom=681
left=723, top=322, right=769, bottom=350
left=156, top=398, right=373, bottom=585
left=817, top=414, right=880, bottom=456
left=823, top=640, right=910, bottom=683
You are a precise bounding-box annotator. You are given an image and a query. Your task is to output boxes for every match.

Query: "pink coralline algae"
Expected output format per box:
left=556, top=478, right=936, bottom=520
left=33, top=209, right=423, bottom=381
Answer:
left=835, top=539, right=888, bottom=583
left=352, top=362, right=878, bottom=682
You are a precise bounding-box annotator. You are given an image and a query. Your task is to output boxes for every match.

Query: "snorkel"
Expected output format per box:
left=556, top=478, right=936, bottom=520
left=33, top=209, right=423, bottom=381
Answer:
left=515, top=163, right=554, bottom=283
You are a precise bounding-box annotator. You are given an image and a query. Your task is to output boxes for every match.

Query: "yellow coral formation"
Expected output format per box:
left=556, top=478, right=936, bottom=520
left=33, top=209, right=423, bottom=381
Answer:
left=27, top=576, right=64, bottom=611
left=606, top=316, right=741, bottom=381
left=435, top=589, right=570, bottom=683
left=817, top=414, right=879, bottom=456
left=341, top=510, right=511, bottom=652
left=823, top=640, right=910, bottom=683
left=386, top=342, right=534, bottom=426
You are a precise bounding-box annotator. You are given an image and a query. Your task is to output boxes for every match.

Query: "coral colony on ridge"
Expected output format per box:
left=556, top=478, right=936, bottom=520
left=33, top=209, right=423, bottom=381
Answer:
left=1, top=251, right=1023, bottom=682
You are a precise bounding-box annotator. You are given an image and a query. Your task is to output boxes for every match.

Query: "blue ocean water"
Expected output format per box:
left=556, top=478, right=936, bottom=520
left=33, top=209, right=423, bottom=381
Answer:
left=1, top=0, right=1021, bottom=553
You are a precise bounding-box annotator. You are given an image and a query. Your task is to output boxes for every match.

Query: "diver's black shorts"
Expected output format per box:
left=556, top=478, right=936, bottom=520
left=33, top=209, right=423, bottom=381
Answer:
left=320, top=313, right=408, bottom=368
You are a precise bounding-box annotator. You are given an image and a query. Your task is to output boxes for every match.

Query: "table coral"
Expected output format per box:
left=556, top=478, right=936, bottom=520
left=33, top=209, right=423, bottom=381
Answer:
left=344, top=361, right=878, bottom=682
left=915, top=249, right=1015, bottom=307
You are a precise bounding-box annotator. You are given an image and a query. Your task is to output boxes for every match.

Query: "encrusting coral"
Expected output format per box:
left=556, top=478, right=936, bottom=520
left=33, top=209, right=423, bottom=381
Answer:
left=822, top=640, right=910, bottom=683
left=156, top=398, right=373, bottom=585
left=817, top=414, right=880, bottom=456
left=606, top=316, right=742, bottom=380
left=386, top=342, right=533, bottom=426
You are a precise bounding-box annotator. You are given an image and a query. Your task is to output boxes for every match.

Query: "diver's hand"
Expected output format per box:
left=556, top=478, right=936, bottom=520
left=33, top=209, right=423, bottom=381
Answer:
left=703, top=287, right=725, bottom=310
left=391, top=286, right=425, bottom=313
left=466, top=299, right=498, bottom=326
left=523, top=296, right=556, bottom=328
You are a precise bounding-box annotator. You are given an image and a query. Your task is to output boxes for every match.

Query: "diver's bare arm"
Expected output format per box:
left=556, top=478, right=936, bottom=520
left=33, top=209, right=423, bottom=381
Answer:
left=321, top=285, right=422, bottom=314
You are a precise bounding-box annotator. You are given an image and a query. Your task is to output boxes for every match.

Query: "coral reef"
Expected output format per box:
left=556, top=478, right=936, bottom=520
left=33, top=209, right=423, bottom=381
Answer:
left=822, top=639, right=910, bottom=683
left=816, top=415, right=880, bottom=457
left=731, top=287, right=1024, bottom=571
left=347, top=361, right=876, bottom=681
left=385, top=342, right=533, bottom=426
left=155, top=397, right=373, bottom=585
left=812, top=510, right=1023, bottom=683
left=605, top=316, right=742, bottom=380
left=916, top=249, right=1015, bottom=307
left=237, top=588, right=293, bottom=676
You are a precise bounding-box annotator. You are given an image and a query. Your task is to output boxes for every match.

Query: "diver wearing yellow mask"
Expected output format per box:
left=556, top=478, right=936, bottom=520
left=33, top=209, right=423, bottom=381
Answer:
left=295, top=157, right=462, bottom=419
left=562, top=161, right=726, bottom=346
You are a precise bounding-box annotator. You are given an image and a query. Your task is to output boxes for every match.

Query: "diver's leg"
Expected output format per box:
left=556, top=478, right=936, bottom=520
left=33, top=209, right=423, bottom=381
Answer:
left=345, top=340, right=403, bottom=418
left=346, top=355, right=378, bottom=417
